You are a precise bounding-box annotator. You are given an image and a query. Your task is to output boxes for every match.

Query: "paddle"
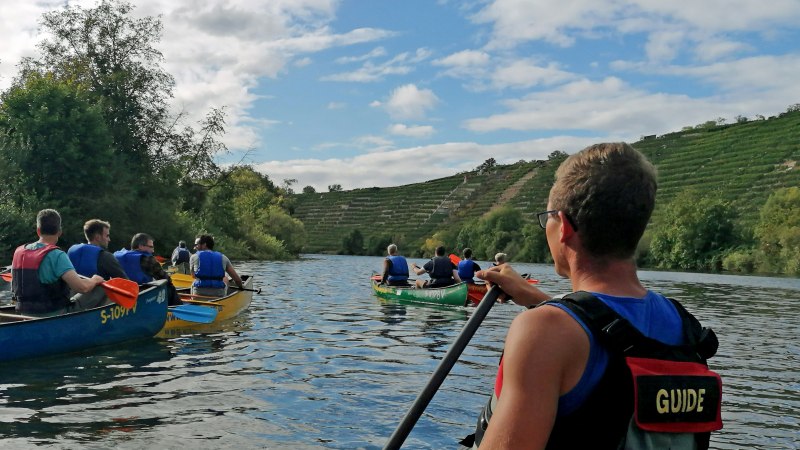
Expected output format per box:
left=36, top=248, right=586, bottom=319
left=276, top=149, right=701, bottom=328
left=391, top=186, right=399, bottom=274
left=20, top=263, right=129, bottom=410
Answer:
left=384, top=284, right=503, bottom=450
left=228, top=285, right=261, bottom=294
left=101, top=278, right=139, bottom=309
left=170, top=304, right=218, bottom=323
left=0, top=272, right=10, bottom=283
left=449, top=253, right=461, bottom=265
left=180, top=298, right=224, bottom=307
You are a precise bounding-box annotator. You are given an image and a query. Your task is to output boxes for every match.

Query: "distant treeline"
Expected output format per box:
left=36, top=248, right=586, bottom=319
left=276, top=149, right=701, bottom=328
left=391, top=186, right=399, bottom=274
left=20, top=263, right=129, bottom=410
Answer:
left=0, top=1, right=305, bottom=261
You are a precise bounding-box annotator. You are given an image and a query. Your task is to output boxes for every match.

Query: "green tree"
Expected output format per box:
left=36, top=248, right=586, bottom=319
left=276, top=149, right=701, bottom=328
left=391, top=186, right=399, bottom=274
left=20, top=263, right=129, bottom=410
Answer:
left=23, top=0, right=174, bottom=172
left=518, top=222, right=551, bottom=263
left=0, top=73, right=120, bottom=243
left=649, top=190, right=738, bottom=271
left=341, top=229, right=364, bottom=255
left=302, top=185, right=316, bottom=194
left=328, top=184, right=343, bottom=192
left=753, top=187, right=800, bottom=274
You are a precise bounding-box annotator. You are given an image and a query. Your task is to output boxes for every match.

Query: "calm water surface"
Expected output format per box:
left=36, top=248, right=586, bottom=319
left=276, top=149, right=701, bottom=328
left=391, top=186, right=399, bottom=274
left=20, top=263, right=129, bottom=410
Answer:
left=0, top=255, right=798, bottom=449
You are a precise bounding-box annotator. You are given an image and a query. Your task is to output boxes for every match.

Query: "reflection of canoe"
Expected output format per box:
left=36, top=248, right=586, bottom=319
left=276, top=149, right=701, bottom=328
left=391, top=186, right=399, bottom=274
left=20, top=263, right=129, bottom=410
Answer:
left=158, top=275, right=255, bottom=335
left=371, top=278, right=469, bottom=306
left=0, top=280, right=169, bottom=362
left=466, top=276, right=540, bottom=305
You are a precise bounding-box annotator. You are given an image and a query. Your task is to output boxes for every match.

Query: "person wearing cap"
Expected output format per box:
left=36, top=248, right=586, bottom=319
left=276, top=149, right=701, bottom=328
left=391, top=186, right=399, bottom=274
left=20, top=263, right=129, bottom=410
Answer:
left=171, top=240, right=191, bottom=274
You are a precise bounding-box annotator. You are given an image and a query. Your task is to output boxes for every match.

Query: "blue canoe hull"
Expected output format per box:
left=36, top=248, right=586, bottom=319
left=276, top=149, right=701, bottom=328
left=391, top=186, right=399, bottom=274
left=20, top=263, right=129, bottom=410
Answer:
left=0, top=280, right=169, bottom=362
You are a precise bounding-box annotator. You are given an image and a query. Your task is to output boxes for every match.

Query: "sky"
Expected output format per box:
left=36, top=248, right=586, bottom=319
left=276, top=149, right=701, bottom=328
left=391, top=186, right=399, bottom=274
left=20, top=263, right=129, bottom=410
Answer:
left=1, top=0, right=800, bottom=191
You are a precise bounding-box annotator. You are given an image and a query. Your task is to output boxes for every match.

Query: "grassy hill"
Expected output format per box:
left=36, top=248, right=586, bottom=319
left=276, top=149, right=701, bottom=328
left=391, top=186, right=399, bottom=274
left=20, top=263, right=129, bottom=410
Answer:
left=292, top=111, right=800, bottom=255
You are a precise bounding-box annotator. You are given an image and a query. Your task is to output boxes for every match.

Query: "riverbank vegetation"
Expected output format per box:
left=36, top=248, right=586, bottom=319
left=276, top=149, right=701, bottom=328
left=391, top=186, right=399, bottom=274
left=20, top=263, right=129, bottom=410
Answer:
left=294, top=112, right=800, bottom=276
left=0, top=1, right=303, bottom=261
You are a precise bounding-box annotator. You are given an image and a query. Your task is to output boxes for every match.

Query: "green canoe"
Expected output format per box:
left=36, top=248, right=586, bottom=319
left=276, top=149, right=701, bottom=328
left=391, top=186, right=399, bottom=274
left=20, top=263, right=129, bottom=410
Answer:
left=371, top=278, right=469, bottom=306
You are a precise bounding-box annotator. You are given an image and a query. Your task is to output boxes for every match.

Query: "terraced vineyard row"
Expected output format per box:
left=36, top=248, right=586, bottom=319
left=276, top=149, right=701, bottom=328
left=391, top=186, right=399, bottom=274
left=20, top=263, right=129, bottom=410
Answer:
left=292, top=111, right=800, bottom=254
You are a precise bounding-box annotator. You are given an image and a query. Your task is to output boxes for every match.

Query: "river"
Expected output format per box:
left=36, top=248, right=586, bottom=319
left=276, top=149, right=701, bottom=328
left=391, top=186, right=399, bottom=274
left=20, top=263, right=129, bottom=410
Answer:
left=0, top=254, right=797, bottom=449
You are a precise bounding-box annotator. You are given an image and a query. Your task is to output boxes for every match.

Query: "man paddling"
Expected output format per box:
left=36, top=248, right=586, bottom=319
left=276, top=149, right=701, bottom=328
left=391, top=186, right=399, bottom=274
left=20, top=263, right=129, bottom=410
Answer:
left=466, top=143, right=722, bottom=449
left=382, top=244, right=411, bottom=286
left=11, top=209, right=106, bottom=316
left=191, top=234, right=243, bottom=297
left=411, top=245, right=461, bottom=288
left=114, top=233, right=182, bottom=305
left=68, top=219, right=128, bottom=280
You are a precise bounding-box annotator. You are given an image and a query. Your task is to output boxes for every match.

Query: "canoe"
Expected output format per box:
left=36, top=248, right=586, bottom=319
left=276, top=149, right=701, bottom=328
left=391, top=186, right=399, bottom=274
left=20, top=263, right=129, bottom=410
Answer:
left=0, top=280, right=169, bottom=362
left=170, top=272, right=194, bottom=289
left=158, top=275, right=255, bottom=335
left=371, top=278, right=469, bottom=306
left=466, top=276, right=540, bottom=305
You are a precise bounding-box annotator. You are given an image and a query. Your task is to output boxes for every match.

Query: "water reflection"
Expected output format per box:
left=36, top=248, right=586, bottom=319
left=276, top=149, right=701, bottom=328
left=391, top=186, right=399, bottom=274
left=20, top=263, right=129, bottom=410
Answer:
left=0, top=255, right=796, bottom=448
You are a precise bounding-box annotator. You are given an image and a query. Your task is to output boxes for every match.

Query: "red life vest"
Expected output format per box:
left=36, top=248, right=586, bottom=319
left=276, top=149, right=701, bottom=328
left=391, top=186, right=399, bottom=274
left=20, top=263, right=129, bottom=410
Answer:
left=11, top=243, right=71, bottom=314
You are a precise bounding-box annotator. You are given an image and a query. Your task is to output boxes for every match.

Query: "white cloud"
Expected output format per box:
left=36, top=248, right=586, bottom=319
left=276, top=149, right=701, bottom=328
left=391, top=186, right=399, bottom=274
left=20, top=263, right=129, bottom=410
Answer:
left=335, top=46, right=387, bottom=64
left=463, top=77, right=743, bottom=138
left=383, top=84, right=439, bottom=120
left=388, top=123, right=436, bottom=138
left=252, top=136, right=603, bottom=191
left=433, top=49, right=491, bottom=67
left=322, top=47, right=432, bottom=82
left=490, top=59, right=577, bottom=89
left=472, top=0, right=800, bottom=61
left=327, top=102, right=346, bottom=109
left=294, top=57, right=313, bottom=67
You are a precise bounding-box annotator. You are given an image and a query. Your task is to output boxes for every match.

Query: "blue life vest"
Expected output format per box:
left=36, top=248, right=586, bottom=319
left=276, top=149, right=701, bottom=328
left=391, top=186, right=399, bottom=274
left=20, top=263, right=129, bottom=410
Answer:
left=458, top=259, right=477, bottom=283
left=193, top=250, right=225, bottom=289
left=113, top=249, right=153, bottom=284
left=173, top=247, right=190, bottom=264
left=68, top=243, right=102, bottom=278
left=386, top=255, right=409, bottom=282
left=11, top=244, right=71, bottom=314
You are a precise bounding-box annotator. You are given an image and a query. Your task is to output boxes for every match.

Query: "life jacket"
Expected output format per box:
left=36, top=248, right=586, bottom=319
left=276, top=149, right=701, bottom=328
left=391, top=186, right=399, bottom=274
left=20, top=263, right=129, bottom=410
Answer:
left=467, top=291, right=722, bottom=449
left=386, top=255, right=409, bottom=282
left=457, top=259, right=477, bottom=283
left=428, top=256, right=455, bottom=285
left=173, top=247, right=190, bottom=265
left=67, top=243, right=102, bottom=278
left=11, top=243, right=71, bottom=314
left=113, top=249, right=153, bottom=284
left=193, top=250, right=225, bottom=289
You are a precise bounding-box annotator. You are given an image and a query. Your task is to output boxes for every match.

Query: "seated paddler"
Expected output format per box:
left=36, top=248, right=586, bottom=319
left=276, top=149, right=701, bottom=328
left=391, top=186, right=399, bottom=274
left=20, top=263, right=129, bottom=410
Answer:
left=114, top=233, right=182, bottom=305
left=411, top=245, right=461, bottom=289
left=190, top=233, right=243, bottom=298
left=381, top=244, right=411, bottom=286
left=11, top=209, right=105, bottom=316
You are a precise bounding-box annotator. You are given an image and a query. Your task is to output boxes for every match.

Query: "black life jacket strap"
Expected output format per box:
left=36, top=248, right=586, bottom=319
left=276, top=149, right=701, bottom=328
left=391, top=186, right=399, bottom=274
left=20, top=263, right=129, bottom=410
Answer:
left=544, top=291, right=717, bottom=359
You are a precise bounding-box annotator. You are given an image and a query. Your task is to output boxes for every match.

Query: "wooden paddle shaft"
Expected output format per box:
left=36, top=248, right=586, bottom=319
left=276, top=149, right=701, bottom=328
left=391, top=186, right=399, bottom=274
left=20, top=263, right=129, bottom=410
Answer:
left=0, top=312, right=38, bottom=321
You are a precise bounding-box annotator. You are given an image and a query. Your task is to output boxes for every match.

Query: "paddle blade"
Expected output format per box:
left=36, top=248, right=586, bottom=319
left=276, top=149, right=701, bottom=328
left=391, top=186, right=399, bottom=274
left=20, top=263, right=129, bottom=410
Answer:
left=101, top=278, right=139, bottom=309
left=449, top=253, right=461, bottom=265
left=170, top=304, right=218, bottom=323
left=155, top=255, right=167, bottom=263
left=1, top=272, right=11, bottom=283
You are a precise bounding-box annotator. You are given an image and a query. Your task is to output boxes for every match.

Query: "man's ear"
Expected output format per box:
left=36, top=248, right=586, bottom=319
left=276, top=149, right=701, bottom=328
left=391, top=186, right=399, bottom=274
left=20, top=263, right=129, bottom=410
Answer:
left=558, top=211, right=576, bottom=242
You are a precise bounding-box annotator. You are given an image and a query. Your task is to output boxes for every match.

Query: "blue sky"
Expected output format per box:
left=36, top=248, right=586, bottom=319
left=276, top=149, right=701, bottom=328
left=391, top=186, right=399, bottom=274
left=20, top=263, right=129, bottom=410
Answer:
left=2, top=0, right=800, bottom=191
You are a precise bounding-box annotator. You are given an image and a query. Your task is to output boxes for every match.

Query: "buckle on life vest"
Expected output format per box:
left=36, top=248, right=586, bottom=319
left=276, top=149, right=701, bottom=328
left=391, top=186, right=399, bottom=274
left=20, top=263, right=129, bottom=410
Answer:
left=601, top=318, right=639, bottom=352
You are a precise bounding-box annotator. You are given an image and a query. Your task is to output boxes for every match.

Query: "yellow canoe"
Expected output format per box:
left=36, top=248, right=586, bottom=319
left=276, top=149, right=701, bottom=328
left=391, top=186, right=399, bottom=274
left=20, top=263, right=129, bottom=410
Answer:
left=170, top=273, right=194, bottom=289
left=157, top=275, right=256, bottom=336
